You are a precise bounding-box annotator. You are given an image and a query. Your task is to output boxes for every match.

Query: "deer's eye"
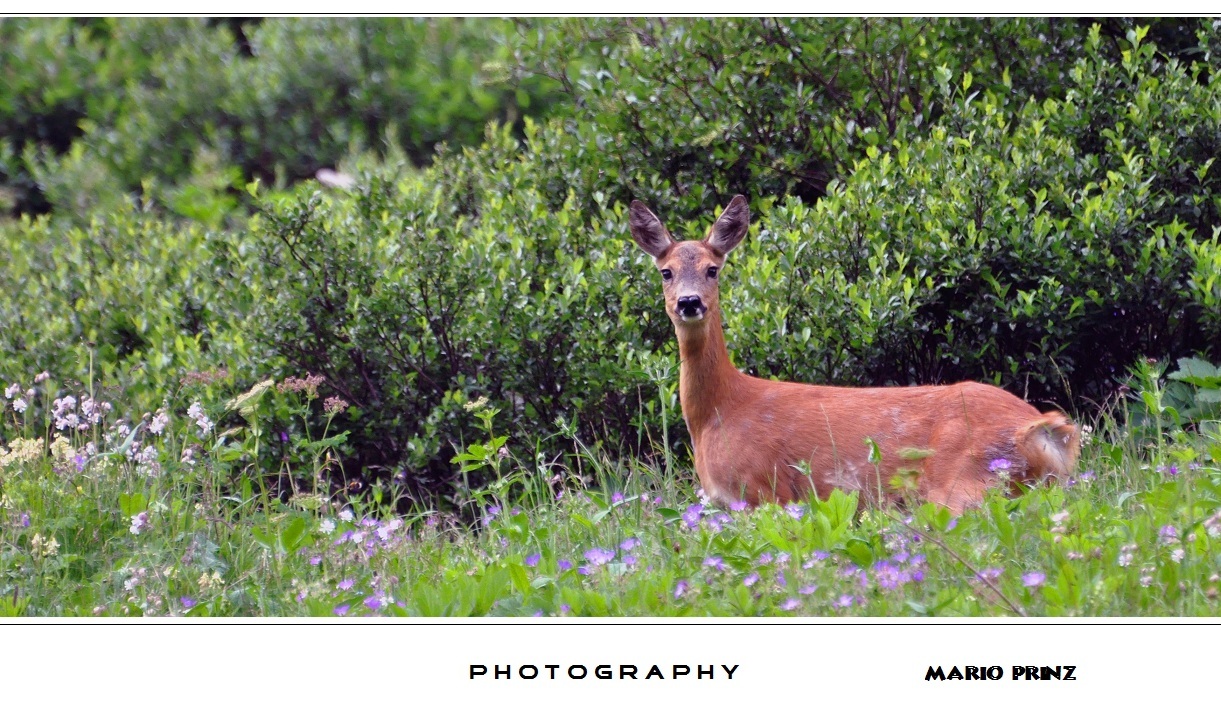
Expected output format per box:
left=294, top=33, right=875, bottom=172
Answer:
left=706, top=266, right=719, bottom=279
left=660, top=269, right=673, bottom=281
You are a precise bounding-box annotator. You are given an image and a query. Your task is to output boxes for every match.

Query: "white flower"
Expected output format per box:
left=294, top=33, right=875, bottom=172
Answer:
left=318, top=519, right=336, bottom=535
left=181, top=447, right=197, bottom=466
left=12, top=397, right=27, bottom=413
left=1170, top=548, right=1185, bottom=563
left=187, top=402, right=214, bottom=436
left=350, top=531, right=365, bottom=544
left=149, top=409, right=170, bottom=435
left=338, top=508, right=354, bottom=522
left=4, top=383, right=18, bottom=399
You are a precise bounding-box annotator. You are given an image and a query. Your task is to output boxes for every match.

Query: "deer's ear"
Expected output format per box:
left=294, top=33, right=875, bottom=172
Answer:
left=629, top=200, right=673, bottom=258
left=707, top=195, right=749, bottom=256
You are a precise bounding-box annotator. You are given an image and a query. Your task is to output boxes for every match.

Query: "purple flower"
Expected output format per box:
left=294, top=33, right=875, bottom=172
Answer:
left=758, top=553, right=773, bottom=566
left=180, top=596, right=197, bottom=609
left=584, top=547, right=615, bottom=566
left=19, top=513, right=30, bottom=528
left=559, top=604, right=571, bottom=615
left=623, top=554, right=638, bottom=567
left=775, top=573, right=787, bottom=588
left=743, top=573, right=759, bottom=587
left=780, top=598, right=801, bottom=611
left=309, top=555, right=322, bottom=566
left=333, top=604, right=349, bottom=616
left=799, top=584, right=817, bottom=595
left=729, top=500, right=748, bottom=512
left=611, top=491, right=625, bottom=503
left=1022, top=572, right=1046, bottom=588
left=873, top=561, right=911, bottom=591
left=682, top=504, right=703, bottom=529
left=834, top=594, right=854, bottom=608
left=706, top=513, right=732, bottom=532
left=988, top=457, right=1013, bottom=474
left=74, top=454, right=86, bottom=472
left=785, top=503, right=805, bottom=519
left=364, top=596, right=382, bottom=610
left=337, top=578, right=355, bottom=591
left=702, top=556, right=725, bottom=571
left=280, top=431, right=289, bottom=443
left=1158, top=525, right=1178, bottom=543
left=557, top=559, right=573, bottom=571
left=525, top=553, right=541, bottom=567
left=620, top=537, right=641, bottom=551
left=674, top=580, right=689, bottom=599
left=975, top=567, right=1003, bottom=582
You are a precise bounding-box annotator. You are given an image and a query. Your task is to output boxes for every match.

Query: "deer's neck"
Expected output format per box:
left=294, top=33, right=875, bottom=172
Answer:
left=676, top=308, right=742, bottom=436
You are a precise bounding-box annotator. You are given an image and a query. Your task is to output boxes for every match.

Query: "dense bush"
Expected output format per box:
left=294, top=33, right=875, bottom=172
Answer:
left=1, top=18, right=561, bottom=220
left=509, top=17, right=1210, bottom=218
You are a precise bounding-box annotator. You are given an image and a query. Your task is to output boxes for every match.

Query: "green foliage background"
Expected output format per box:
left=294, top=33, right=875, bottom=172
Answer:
left=2, top=18, right=1220, bottom=508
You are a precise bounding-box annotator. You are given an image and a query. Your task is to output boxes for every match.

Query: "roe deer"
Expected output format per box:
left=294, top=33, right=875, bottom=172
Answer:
left=629, top=195, right=1080, bottom=514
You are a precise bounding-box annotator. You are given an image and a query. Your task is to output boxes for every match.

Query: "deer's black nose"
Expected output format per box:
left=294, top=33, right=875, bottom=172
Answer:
left=676, top=295, right=704, bottom=316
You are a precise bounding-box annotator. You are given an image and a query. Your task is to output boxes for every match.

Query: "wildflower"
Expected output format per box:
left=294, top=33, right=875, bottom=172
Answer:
left=780, top=598, right=801, bottom=611
left=180, top=596, right=198, bottom=609
left=785, top=503, right=805, bottom=520
left=1117, top=545, right=1135, bottom=567
left=463, top=396, right=489, bottom=412
left=333, top=604, right=350, bottom=616
left=1079, top=470, right=1096, bottom=483
left=337, top=579, right=355, bottom=591
left=148, top=409, right=170, bottom=435
left=309, top=555, right=322, bottom=566
left=873, top=561, right=911, bottom=591
left=1022, top=572, right=1046, bottom=588
left=349, top=531, right=365, bottom=545
left=584, top=547, right=615, bottom=566
left=1158, top=525, right=1179, bottom=544
left=338, top=508, right=354, bottom=522
left=323, top=396, right=349, bottom=416
left=682, top=503, right=703, bottom=529
left=198, top=571, right=224, bottom=590
left=799, top=584, right=817, bottom=595
left=834, top=594, right=854, bottom=608
left=559, top=604, right=571, bottom=616
left=1051, top=511, right=1070, bottom=525
left=623, top=554, right=638, bottom=567
left=987, top=457, right=1013, bottom=474
left=706, top=513, right=732, bottom=532
left=525, top=553, right=541, bottom=568
left=743, top=573, right=759, bottom=587
left=318, top=518, right=336, bottom=535
left=4, top=383, right=19, bottom=399
left=1139, top=574, right=1154, bottom=587
left=674, top=580, right=689, bottom=599
left=702, top=556, right=725, bottom=571
left=1170, top=548, right=1185, bottom=564
left=975, top=567, right=1003, bottom=582
left=729, top=499, right=748, bottom=512
left=620, top=537, right=641, bottom=551
left=611, top=491, right=624, bottom=504
left=130, top=512, right=150, bottom=535
left=11, top=397, right=27, bottom=413
left=186, top=402, right=214, bottom=436
left=30, top=533, right=59, bottom=558
left=34, top=371, right=50, bottom=383
left=758, top=553, right=774, bottom=566
left=557, top=559, right=573, bottom=571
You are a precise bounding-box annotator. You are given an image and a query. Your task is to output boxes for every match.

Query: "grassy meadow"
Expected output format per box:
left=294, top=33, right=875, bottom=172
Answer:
left=3, top=364, right=1219, bottom=617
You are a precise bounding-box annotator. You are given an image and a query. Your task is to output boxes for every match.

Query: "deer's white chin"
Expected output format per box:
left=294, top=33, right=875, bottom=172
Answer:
left=677, top=311, right=706, bottom=323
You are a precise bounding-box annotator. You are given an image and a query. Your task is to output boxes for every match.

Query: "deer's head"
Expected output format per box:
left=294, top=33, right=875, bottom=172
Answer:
left=629, top=195, right=749, bottom=329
